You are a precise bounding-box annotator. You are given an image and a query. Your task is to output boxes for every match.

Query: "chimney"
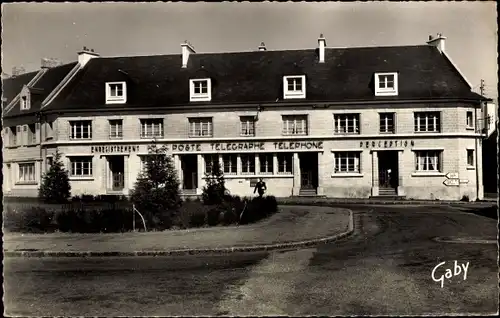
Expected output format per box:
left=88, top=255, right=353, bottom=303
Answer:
left=77, top=46, right=100, bottom=67
left=258, top=42, right=267, bottom=51
left=11, top=66, right=26, bottom=77
left=41, top=57, right=63, bottom=69
left=426, top=33, right=446, bottom=53
left=318, top=33, right=327, bottom=63
left=181, top=41, right=196, bottom=68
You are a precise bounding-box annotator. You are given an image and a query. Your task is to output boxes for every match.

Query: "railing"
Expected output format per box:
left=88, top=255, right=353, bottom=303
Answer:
left=132, top=204, right=147, bottom=232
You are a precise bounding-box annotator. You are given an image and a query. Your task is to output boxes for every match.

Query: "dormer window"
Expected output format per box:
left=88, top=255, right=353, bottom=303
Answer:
left=375, top=72, right=398, bottom=96
left=20, top=95, right=29, bottom=110
left=105, top=82, right=127, bottom=104
left=190, top=78, right=212, bottom=102
left=283, top=75, right=306, bottom=99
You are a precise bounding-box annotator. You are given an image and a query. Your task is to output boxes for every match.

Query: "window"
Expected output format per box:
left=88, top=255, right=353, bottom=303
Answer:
left=70, top=120, right=92, bottom=139
left=20, top=95, right=29, bottom=110
left=415, top=151, right=442, bottom=172
left=414, top=112, right=440, bottom=132
left=466, top=111, right=474, bottom=129
left=46, top=157, right=53, bottom=171
left=282, top=115, right=308, bottom=135
left=240, top=116, right=255, bottom=136
left=333, top=152, right=361, bottom=173
left=105, top=82, right=127, bottom=104
left=45, top=122, right=54, bottom=140
left=109, top=120, right=123, bottom=139
left=241, top=154, right=255, bottom=174
left=277, top=153, right=293, bottom=174
left=140, top=119, right=163, bottom=138
left=379, top=113, right=395, bottom=133
left=334, top=114, right=360, bottom=134
left=467, top=149, right=474, bottom=167
left=204, top=154, right=219, bottom=174
left=259, top=154, right=273, bottom=174
left=190, top=79, right=212, bottom=102
left=375, top=72, right=398, bottom=96
left=28, top=124, right=37, bottom=144
left=70, top=156, right=93, bottom=177
left=283, top=75, right=306, bottom=99
left=189, top=118, right=213, bottom=137
left=139, top=155, right=151, bottom=175
left=222, top=154, right=237, bottom=174
left=18, top=163, right=36, bottom=182
left=10, top=127, right=17, bottom=146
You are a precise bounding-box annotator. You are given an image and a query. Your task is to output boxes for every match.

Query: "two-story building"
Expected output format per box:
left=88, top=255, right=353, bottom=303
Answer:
left=2, top=34, right=491, bottom=200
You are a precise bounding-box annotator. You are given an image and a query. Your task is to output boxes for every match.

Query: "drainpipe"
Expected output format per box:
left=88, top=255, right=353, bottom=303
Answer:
left=474, top=103, right=481, bottom=201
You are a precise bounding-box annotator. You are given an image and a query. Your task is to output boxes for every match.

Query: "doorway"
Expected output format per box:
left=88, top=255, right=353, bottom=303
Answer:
left=378, top=151, right=399, bottom=189
left=181, top=155, right=198, bottom=190
left=299, top=152, right=318, bottom=189
left=109, top=156, right=125, bottom=191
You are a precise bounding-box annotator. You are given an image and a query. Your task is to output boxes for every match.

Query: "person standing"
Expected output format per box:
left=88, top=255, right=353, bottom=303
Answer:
left=253, top=178, right=267, bottom=197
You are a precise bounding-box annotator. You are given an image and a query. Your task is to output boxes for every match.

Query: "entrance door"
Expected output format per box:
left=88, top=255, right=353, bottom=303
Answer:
left=378, top=151, right=398, bottom=189
left=299, top=153, right=318, bottom=189
left=109, top=156, right=125, bottom=191
left=181, top=155, right=198, bottom=190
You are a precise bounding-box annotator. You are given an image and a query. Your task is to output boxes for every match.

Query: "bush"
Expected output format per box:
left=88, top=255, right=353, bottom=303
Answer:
left=3, top=206, right=56, bottom=233
left=130, top=143, right=182, bottom=229
left=39, top=150, right=71, bottom=203
left=202, top=160, right=229, bottom=205
left=54, top=206, right=133, bottom=233
left=461, top=195, right=470, bottom=202
left=240, top=195, right=278, bottom=225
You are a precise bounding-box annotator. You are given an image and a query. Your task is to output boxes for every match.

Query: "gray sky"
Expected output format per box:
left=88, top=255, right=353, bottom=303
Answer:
left=2, top=2, right=498, bottom=98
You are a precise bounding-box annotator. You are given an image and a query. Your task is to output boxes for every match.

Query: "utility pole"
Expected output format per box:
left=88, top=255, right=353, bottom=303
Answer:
left=480, top=79, right=485, bottom=96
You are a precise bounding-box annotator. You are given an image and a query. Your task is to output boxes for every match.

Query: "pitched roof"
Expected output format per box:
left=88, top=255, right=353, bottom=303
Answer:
left=2, top=71, right=39, bottom=107
left=3, top=62, right=77, bottom=118
left=48, top=45, right=483, bottom=111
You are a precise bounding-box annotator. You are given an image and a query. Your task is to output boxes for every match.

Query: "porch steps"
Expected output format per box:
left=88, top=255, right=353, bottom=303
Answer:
left=370, top=188, right=405, bottom=200
left=181, top=189, right=197, bottom=196
left=298, top=188, right=318, bottom=197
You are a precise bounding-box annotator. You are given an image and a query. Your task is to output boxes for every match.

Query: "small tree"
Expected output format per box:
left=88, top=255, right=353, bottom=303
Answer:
left=130, top=142, right=181, bottom=229
left=39, top=150, right=71, bottom=203
left=202, top=160, right=229, bottom=205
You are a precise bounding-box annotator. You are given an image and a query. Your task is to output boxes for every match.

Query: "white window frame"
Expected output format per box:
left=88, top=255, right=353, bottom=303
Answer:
left=189, top=118, right=213, bottom=137
left=375, top=72, right=398, bottom=96
left=277, top=153, right=293, bottom=175
left=415, top=150, right=442, bottom=172
left=105, top=82, right=127, bottom=104
left=222, top=154, right=237, bottom=175
left=69, top=156, right=93, bottom=177
left=241, top=154, right=256, bottom=174
left=20, top=95, right=30, bottom=110
left=334, top=114, right=360, bottom=135
left=204, top=154, right=219, bottom=174
left=282, top=115, right=308, bottom=136
left=240, top=116, right=256, bottom=136
left=283, top=75, right=306, bottom=99
left=379, top=112, right=395, bottom=134
left=466, top=111, right=474, bottom=130
left=259, top=154, right=274, bottom=174
left=333, top=152, right=361, bottom=174
left=140, top=118, right=164, bottom=139
left=18, top=162, right=36, bottom=183
left=189, top=78, right=212, bottom=102
left=69, top=120, right=92, bottom=140
left=466, top=149, right=475, bottom=168
left=109, top=119, right=123, bottom=139
left=414, top=112, right=441, bottom=133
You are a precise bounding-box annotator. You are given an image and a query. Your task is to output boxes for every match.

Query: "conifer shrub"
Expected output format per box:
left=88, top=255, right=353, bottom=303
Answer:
left=38, top=150, right=71, bottom=203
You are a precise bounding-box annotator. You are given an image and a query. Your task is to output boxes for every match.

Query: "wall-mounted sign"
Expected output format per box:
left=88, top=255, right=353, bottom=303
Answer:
left=445, top=172, right=459, bottom=179
left=459, top=179, right=469, bottom=184
left=170, top=141, right=324, bottom=152
left=443, top=179, right=459, bottom=186
left=91, top=145, right=139, bottom=153
left=360, top=140, right=415, bottom=149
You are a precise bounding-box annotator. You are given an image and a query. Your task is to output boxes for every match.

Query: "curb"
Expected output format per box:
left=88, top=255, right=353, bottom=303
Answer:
left=277, top=200, right=497, bottom=206
left=4, top=210, right=355, bottom=258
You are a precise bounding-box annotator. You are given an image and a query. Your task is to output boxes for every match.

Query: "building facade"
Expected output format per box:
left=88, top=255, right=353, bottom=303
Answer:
left=2, top=34, right=492, bottom=200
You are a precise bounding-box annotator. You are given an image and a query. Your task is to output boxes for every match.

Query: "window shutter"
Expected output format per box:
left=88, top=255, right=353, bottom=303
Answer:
left=23, top=125, right=28, bottom=145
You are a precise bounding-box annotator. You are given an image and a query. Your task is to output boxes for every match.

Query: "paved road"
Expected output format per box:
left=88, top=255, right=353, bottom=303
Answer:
left=4, top=205, right=498, bottom=316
